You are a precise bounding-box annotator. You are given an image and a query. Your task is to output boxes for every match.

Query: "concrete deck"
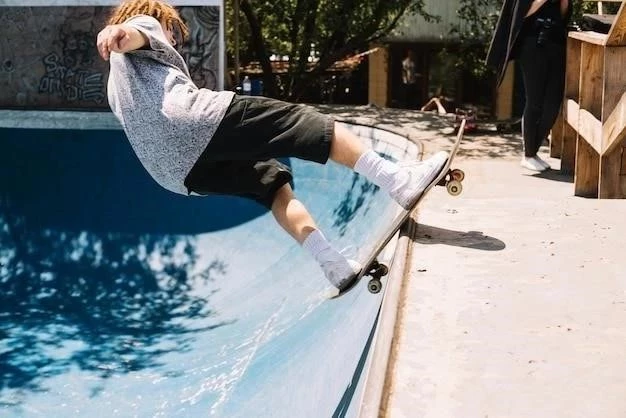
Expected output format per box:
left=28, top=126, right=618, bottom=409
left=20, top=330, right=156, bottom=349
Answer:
left=391, top=117, right=626, bottom=418
left=323, top=105, right=626, bottom=418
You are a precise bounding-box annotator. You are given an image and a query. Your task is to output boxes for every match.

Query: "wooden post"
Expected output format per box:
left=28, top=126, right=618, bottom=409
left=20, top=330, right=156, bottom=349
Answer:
left=368, top=45, right=389, bottom=107
left=495, top=62, right=514, bottom=120
left=575, top=137, right=600, bottom=197
left=560, top=37, right=582, bottom=173
left=551, top=108, right=564, bottom=159
left=599, top=144, right=626, bottom=197
left=574, top=42, right=603, bottom=196
left=565, top=2, right=626, bottom=198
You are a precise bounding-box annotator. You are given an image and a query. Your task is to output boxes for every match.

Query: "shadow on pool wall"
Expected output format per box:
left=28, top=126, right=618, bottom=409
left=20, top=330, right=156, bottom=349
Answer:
left=0, top=128, right=250, bottom=401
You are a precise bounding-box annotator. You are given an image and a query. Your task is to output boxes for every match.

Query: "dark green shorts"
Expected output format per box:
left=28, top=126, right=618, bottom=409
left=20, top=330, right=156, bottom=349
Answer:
left=184, top=95, right=334, bottom=208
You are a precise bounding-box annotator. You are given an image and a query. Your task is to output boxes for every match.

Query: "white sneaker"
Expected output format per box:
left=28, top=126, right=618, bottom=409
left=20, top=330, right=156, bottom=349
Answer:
left=534, top=155, right=551, bottom=170
left=520, top=156, right=546, bottom=172
left=318, top=248, right=362, bottom=290
left=390, top=151, right=448, bottom=210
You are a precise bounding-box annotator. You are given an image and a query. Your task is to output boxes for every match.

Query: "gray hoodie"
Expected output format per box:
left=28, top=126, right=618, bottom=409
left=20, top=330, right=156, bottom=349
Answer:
left=107, top=15, right=235, bottom=194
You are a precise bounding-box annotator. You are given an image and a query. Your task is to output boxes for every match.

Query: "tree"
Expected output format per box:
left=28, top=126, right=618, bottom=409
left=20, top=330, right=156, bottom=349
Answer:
left=449, top=0, right=501, bottom=80
left=229, top=0, right=434, bottom=100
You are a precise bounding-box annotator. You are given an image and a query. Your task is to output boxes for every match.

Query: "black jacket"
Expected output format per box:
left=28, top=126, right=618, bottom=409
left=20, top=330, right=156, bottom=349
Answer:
left=486, top=0, right=533, bottom=86
left=486, top=0, right=572, bottom=86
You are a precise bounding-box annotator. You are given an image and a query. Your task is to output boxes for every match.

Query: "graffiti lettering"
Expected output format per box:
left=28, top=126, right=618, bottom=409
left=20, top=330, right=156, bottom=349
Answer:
left=38, top=52, right=105, bottom=104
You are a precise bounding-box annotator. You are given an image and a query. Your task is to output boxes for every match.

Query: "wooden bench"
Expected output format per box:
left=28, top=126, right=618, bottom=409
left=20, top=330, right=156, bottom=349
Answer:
left=551, top=0, right=626, bottom=198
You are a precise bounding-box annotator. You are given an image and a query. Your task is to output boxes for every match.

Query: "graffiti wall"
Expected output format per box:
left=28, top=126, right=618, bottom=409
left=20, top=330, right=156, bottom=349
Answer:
left=0, top=6, right=222, bottom=109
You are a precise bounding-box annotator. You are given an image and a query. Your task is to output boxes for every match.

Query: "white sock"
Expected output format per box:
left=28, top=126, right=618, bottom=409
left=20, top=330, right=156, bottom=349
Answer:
left=354, top=150, right=407, bottom=194
left=302, top=229, right=331, bottom=260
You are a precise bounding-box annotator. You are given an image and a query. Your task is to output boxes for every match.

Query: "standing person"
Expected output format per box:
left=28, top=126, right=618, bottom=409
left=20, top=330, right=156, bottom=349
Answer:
left=401, top=50, right=419, bottom=109
left=96, top=0, right=448, bottom=292
left=487, top=0, right=572, bottom=172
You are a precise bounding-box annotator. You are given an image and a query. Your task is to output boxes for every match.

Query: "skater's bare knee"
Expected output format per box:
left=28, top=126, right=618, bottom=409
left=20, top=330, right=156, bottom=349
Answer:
left=329, top=122, right=365, bottom=168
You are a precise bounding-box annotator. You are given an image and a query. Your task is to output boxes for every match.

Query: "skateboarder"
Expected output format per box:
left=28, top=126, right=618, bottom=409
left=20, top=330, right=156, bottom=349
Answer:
left=97, top=0, right=448, bottom=291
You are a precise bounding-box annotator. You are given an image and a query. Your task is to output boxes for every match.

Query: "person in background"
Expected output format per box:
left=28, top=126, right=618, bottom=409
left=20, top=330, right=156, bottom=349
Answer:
left=487, top=0, right=572, bottom=172
left=401, top=50, right=419, bottom=109
left=96, top=0, right=449, bottom=293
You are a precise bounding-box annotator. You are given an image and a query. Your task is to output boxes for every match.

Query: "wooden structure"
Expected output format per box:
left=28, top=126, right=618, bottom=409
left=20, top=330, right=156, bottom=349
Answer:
left=552, top=1, right=626, bottom=197
left=368, top=45, right=389, bottom=107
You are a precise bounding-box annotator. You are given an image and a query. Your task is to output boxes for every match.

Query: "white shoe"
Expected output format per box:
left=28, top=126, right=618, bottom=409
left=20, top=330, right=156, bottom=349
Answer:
left=534, top=155, right=551, bottom=170
left=390, top=151, right=448, bottom=210
left=521, top=156, right=546, bottom=172
left=320, top=255, right=362, bottom=291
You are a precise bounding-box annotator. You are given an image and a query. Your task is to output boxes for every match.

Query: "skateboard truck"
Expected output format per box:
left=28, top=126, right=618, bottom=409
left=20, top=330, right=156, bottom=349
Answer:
left=437, top=168, right=465, bottom=196
left=364, top=259, right=389, bottom=294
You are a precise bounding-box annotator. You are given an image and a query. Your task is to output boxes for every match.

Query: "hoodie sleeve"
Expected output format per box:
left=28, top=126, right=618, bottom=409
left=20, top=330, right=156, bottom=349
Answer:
left=122, top=15, right=191, bottom=78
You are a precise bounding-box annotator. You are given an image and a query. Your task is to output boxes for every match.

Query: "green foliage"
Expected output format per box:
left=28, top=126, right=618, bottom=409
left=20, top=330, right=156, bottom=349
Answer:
left=448, top=0, right=501, bottom=79
left=226, top=0, right=433, bottom=100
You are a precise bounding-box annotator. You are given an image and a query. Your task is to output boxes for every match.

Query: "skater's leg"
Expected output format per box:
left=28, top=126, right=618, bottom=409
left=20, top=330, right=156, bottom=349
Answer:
left=270, top=182, right=318, bottom=244
left=329, top=122, right=448, bottom=209
left=328, top=122, right=367, bottom=168
left=271, top=183, right=361, bottom=289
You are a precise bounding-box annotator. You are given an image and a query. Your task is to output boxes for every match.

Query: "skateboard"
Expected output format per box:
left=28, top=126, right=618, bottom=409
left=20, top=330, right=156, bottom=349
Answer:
left=331, top=119, right=466, bottom=299
left=455, top=108, right=520, bottom=133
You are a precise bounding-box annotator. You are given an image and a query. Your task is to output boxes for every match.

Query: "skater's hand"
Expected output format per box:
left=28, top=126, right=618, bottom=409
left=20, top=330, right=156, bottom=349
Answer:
left=97, top=24, right=146, bottom=60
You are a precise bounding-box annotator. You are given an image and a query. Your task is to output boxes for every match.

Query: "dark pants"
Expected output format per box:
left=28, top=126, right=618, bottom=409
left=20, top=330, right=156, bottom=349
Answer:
left=184, top=96, right=333, bottom=208
left=517, top=34, right=566, bottom=157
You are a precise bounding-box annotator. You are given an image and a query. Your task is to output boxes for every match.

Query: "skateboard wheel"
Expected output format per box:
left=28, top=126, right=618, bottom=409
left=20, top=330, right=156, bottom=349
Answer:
left=450, top=169, right=465, bottom=182
left=368, top=278, right=382, bottom=294
left=446, top=180, right=462, bottom=196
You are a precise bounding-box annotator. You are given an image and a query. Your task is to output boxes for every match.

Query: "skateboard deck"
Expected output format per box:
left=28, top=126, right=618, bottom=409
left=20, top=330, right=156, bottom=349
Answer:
left=331, top=119, right=466, bottom=299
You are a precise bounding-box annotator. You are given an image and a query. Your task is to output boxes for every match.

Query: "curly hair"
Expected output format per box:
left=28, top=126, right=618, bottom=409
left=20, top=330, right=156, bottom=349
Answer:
left=107, top=0, right=189, bottom=43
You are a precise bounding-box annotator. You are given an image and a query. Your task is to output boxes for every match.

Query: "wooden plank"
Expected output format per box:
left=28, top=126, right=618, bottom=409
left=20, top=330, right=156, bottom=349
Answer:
left=574, top=136, right=600, bottom=197
left=578, top=108, right=604, bottom=153
left=599, top=145, right=626, bottom=198
left=560, top=99, right=580, bottom=172
left=606, top=1, right=626, bottom=46
left=569, top=31, right=608, bottom=45
left=602, top=47, right=626, bottom=119
left=565, top=37, right=582, bottom=100
left=602, top=91, right=626, bottom=153
left=561, top=120, right=578, bottom=174
left=551, top=107, right=564, bottom=158
left=579, top=43, right=605, bottom=120
left=565, top=99, right=580, bottom=126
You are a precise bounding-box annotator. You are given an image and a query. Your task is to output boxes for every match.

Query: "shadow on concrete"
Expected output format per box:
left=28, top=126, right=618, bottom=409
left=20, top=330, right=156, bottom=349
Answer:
left=410, top=221, right=506, bottom=251
left=527, top=169, right=574, bottom=184
left=456, top=133, right=523, bottom=159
